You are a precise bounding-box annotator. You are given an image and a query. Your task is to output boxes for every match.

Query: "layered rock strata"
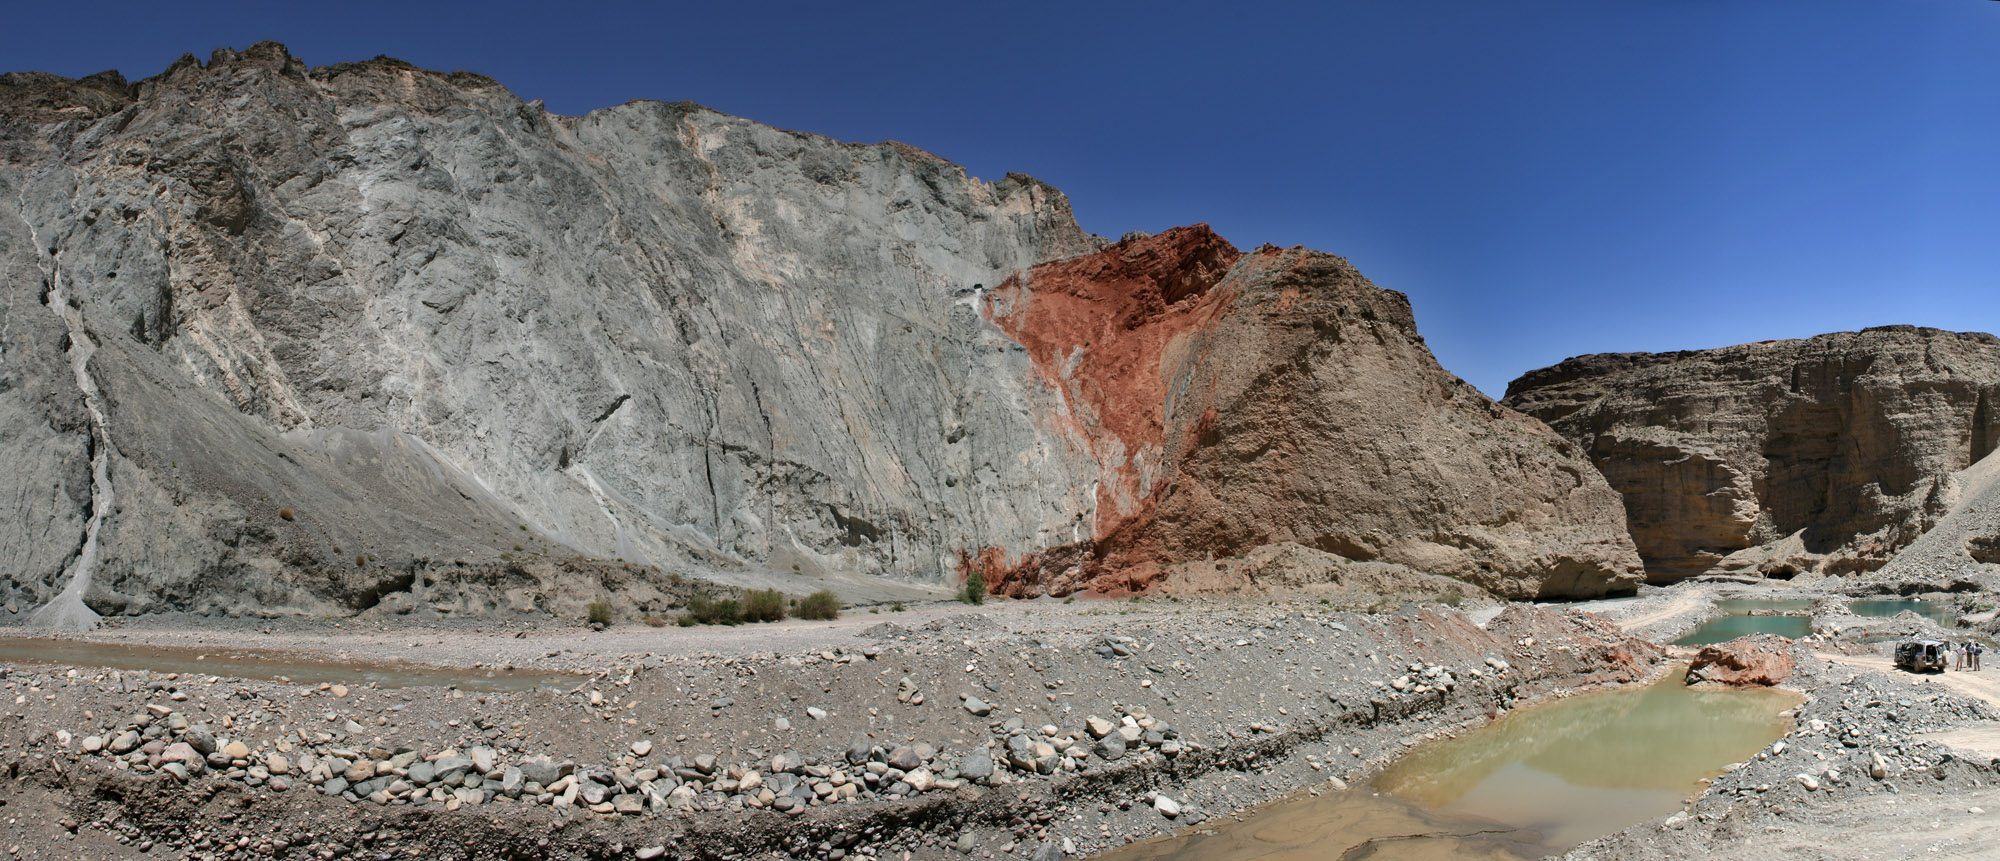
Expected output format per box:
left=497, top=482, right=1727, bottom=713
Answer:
left=1505, top=327, right=2000, bottom=583
left=0, top=43, right=1640, bottom=620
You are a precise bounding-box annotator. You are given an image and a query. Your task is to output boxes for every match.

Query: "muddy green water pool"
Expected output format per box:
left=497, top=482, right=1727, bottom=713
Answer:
left=0, top=637, right=568, bottom=691
left=1104, top=666, right=1800, bottom=860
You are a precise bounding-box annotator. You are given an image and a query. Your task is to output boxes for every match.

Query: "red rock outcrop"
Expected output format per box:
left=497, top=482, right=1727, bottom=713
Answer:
left=981, top=226, right=1243, bottom=556
left=1685, top=634, right=1796, bottom=687
left=974, top=227, right=1645, bottom=599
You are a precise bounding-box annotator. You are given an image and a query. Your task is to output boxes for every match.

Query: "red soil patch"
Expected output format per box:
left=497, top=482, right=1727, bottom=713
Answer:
left=982, top=225, right=1241, bottom=545
left=967, top=226, right=1245, bottom=596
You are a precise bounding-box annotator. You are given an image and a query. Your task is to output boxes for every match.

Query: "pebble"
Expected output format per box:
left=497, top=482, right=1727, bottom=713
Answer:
left=631, top=740, right=653, bottom=757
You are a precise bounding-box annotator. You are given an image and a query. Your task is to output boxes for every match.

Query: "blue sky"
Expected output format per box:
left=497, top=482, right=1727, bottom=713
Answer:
left=6, top=1, right=1996, bottom=396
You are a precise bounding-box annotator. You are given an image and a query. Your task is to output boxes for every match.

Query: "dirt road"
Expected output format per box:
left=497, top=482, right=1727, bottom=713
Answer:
left=1700, top=787, right=2000, bottom=860
left=1820, top=652, right=2000, bottom=709
left=1822, top=651, right=2000, bottom=760
left=1608, top=590, right=1706, bottom=634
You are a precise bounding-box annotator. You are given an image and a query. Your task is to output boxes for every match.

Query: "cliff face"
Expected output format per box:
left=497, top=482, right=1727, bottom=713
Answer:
left=1504, top=327, right=2000, bottom=583
left=974, top=228, right=1644, bottom=599
left=0, top=43, right=1640, bottom=623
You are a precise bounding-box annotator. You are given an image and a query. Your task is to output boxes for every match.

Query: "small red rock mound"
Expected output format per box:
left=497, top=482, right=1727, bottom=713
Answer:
left=1686, top=634, right=1796, bottom=687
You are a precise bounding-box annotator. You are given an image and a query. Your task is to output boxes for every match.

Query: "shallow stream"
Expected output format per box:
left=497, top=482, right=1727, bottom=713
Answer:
left=1104, top=665, right=1800, bottom=860
left=0, top=636, right=567, bottom=691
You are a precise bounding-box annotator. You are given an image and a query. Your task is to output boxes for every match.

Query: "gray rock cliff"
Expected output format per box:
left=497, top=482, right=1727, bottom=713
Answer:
left=0, top=43, right=1639, bottom=622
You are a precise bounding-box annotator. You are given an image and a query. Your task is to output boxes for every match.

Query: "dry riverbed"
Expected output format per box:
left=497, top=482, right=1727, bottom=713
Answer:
left=0, top=598, right=1662, bottom=861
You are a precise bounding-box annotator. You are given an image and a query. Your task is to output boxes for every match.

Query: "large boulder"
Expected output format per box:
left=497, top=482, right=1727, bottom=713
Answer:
left=1686, top=634, right=1797, bottom=687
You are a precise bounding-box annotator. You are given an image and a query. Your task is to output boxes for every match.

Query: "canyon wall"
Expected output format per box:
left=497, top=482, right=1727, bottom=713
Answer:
left=1505, top=327, right=2000, bottom=583
left=0, top=43, right=1640, bottom=622
left=974, top=227, right=1642, bottom=599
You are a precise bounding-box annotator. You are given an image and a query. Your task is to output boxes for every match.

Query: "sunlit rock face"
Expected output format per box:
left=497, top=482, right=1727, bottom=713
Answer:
left=1506, top=326, right=2000, bottom=584
left=973, top=227, right=1643, bottom=600
left=0, top=43, right=1638, bottom=620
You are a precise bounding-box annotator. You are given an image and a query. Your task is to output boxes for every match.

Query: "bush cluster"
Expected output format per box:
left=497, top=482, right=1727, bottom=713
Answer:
left=959, top=570, right=987, bottom=605
left=743, top=588, right=786, bottom=623
left=795, top=589, right=842, bottom=620
left=668, top=587, right=844, bottom=626
left=681, top=592, right=744, bottom=626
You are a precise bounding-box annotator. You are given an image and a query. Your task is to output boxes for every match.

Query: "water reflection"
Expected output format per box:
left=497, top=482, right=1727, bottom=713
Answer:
left=1671, top=601, right=1815, bottom=646
left=1103, top=666, right=1798, bottom=860
left=1375, top=666, right=1796, bottom=846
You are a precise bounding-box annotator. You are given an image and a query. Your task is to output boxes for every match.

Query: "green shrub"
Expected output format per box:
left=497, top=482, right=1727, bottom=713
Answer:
left=890, top=602, right=905, bottom=613
left=1439, top=587, right=1465, bottom=607
left=586, top=600, right=613, bottom=626
left=712, top=599, right=743, bottom=625
left=682, top=592, right=744, bottom=626
left=960, top=570, right=987, bottom=605
left=743, top=588, right=787, bottom=623
left=796, top=589, right=842, bottom=620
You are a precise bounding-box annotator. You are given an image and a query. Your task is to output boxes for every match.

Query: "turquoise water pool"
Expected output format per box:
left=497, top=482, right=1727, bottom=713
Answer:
left=1849, top=599, right=1956, bottom=626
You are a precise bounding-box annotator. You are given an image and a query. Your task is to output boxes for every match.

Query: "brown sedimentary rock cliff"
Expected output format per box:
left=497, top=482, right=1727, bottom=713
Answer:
left=976, top=227, right=1645, bottom=599
left=1504, top=327, right=2000, bottom=584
